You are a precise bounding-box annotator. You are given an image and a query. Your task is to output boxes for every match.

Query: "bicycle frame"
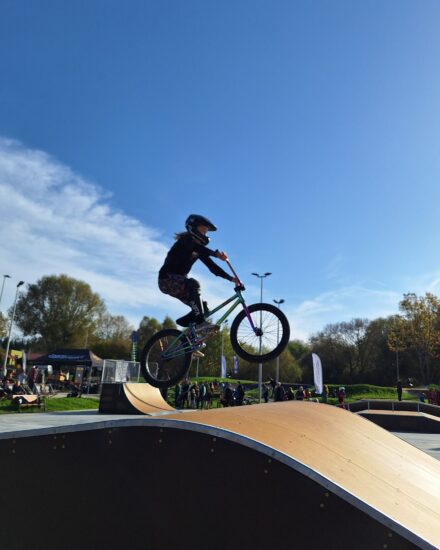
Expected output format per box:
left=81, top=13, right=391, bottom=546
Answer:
left=162, top=261, right=258, bottom=358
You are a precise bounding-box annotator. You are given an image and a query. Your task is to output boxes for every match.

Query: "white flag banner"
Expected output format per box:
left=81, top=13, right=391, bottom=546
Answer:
left=221, top=355, right=227, bottom=378
left=312, top=353, right=323, bottom=394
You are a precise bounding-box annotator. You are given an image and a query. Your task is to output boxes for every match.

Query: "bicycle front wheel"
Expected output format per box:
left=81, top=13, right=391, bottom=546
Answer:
left=230, top=303, right=290, bottom=363
left=140, top=329, right=192, bottom=388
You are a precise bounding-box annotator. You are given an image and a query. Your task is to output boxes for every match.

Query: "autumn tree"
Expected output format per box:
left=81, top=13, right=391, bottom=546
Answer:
left=388, top=293, right=440, bottom=384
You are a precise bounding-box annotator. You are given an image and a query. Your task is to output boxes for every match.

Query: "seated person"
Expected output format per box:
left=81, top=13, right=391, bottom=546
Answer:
left=11, top=380, right=25, bottom=396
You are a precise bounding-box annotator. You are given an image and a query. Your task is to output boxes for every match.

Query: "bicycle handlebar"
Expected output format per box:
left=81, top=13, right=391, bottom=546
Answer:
left=225, top=259, right=246, bottom=291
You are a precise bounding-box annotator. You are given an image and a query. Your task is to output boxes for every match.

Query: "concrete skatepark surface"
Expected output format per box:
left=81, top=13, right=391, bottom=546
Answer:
left=0, top=383, right=440, bottom=549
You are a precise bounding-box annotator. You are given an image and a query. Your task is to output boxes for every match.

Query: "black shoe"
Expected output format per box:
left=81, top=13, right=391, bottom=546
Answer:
left=176, top=311, right=196, bottom=327
left=176, top=301, right=209, bottom=327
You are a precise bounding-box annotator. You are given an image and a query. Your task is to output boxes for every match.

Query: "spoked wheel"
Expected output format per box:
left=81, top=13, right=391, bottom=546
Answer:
left=140, top=329, right=192, bottom=388
left=230, top=303, right=290, bottom=363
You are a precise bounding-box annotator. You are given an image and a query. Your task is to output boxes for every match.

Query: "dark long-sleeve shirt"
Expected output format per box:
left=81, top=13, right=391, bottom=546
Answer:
left=159, top=233, right=233, bottom=281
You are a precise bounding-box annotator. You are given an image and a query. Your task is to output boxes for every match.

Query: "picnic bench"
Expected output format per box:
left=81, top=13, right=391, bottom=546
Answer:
left=12, top=394, right=46, bottom=412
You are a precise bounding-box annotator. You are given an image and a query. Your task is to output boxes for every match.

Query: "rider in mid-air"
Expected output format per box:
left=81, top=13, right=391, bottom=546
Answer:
left=158, top=214, right=239, bottom=334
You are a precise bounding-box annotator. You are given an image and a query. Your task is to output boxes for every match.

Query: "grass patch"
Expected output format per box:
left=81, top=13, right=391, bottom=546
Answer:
left=0, top=397, right=99, bottom=414
left=45, top=397, right=99, bottom=412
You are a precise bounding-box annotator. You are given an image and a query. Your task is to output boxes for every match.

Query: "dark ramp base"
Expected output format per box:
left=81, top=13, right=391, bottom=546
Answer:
left=99, top=382, right=173, bottom=415
left=0, top=424, right=418, bottom=550
left=359, top=410, right=440, bottom=433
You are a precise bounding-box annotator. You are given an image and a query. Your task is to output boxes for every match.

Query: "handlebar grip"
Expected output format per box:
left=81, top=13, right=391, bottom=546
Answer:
left=235, top=284, right=246, bottom=292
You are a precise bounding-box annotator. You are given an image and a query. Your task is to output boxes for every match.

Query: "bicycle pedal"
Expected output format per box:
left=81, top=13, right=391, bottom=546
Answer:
left=192, top=350, right=205, bottom=358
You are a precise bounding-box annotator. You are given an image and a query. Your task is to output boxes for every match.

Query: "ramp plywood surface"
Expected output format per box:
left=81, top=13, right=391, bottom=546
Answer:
left=161, top=401, right=440, bottom=548
left=123, top=383, right=175, bottom=413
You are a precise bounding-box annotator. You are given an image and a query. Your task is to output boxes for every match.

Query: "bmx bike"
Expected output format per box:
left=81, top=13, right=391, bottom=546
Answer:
left=140, top=260, right=290, bottom=388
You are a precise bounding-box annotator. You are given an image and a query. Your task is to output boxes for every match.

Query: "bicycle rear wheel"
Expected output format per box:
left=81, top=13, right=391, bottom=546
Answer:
left=230, top=303, right=290, bottom=363
left=140, top=329, right=192, bottom=388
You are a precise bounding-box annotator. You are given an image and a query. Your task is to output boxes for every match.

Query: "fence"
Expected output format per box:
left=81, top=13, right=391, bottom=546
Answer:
left=101, top=360, right=141, bottom=384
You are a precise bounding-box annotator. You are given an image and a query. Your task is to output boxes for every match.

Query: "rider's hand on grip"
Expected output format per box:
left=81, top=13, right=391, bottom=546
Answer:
left=235, top=283, right=246, bottom=292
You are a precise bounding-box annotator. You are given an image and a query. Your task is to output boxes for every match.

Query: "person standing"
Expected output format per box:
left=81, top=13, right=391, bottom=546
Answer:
left=235, top=381, right=245, bottom=406
left=396, top=379, right=403, bottom=402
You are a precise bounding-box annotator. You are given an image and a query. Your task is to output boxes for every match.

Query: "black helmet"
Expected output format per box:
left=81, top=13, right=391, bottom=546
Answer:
left=185, top=214, right=217, bottom=245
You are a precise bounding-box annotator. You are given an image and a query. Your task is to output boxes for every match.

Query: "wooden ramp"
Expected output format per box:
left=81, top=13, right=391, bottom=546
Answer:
left=1, top=400, right=440, bottom=549
left=157, top=401, right=440, bottom=549
left=99, top=382, right=175, bottom=414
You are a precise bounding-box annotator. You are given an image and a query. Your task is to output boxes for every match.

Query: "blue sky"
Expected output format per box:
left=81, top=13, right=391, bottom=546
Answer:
left=1, top=0, right=440, bottom=340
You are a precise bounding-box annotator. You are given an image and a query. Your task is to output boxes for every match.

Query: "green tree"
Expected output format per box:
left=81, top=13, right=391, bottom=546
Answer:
left=95, top=313, right=133, bottom=340
left=137, top=316, right=162, bottom=350
left=162, top=316, right=177, bottom=330
left=91, top=313, right=133, bottom=360
left=13, top=274, right=106, bottom=351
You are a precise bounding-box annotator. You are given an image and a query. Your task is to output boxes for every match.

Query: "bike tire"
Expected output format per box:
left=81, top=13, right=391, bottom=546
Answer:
left=230, top=303, right=290, bottom=363
left=140, top=329, right=192, bottom=388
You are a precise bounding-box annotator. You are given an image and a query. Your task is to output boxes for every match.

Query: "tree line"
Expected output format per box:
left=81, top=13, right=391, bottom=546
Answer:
left=1, top=274, right=439, bottom=385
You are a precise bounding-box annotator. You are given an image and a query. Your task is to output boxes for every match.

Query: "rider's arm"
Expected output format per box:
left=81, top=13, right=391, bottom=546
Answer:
left=199, top=256, right=234, bottom=281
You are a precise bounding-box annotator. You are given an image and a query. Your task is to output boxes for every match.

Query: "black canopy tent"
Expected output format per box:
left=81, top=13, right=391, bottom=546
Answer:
left=30, top=349, right=104, bottom=392
left=31, top=349, right=103, bottom=369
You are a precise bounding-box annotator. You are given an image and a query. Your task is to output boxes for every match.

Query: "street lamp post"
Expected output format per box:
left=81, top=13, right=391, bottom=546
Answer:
left=252, top=272, right=272, bottom=402
left=3, top=281, right=24, bottom=376
left=0, top=274, right=11, bottom=312
left=273, top=299, right=285, bottom=383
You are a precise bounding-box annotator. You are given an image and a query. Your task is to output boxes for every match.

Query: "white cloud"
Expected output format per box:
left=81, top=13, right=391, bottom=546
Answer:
left=0, top=138, right=171, bottom=322
left=0, top=138, right=257, bottom=330
left=285, top=284, right=401, bottom=341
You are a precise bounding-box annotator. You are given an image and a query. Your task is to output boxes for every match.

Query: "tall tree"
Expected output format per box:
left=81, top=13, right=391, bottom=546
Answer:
left=137, top=316, right=162, bottom=350
left=389, top=293, right=440, bottom=384
left=13, top=274, right=105, bottom=351
left=95, top=313, right=133, bottom=341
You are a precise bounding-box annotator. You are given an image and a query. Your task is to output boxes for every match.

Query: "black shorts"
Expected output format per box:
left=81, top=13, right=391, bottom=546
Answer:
left=158, top=274, right=199, bottom=305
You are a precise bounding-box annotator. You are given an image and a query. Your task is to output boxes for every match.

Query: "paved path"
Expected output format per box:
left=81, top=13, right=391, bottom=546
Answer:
left=393, top=431, right=440, bottom=461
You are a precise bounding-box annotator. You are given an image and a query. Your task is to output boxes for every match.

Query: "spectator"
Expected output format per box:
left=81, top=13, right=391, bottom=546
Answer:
left=175, top=382, right=182, bottom=408
left=338, top=386, right=346, bottom=408
left=181, top=379, right=190, bottom=409
left=274, top=382, right=286, bottom=402
left=286, top=387, right=295, bottom=401
left=304, top=388, right=311, bottom=400
left=296, top=386, right=305, bottom=401
left=12, top=380, right=25, bottom=396
left=1, top=372, right=13, bottom=397
left=66, top=381, right=81, bottom=398
left=189, top=384, right=197, bottom=408
left=268, top=377, right=276, bottom=399
left=262, top=384, right=269, bottom=403
left=323, top=384, right=329, bottom=403
left=222, top=383, right=234, bottom=407
left=396, top=380, right=403, bottom=402
left=235, top=381, right=245, bottom=406
left=206, top=382, right=214, bottom=409
left=198, top=383, right=206, bottom=409
left=419, top=392, right=426, bottom=403
left=27, top=365, right=38, bottom=394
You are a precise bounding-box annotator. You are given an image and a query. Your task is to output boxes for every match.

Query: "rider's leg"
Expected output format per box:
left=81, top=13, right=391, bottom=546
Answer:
left=187, top=279, right=217, bottom=332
